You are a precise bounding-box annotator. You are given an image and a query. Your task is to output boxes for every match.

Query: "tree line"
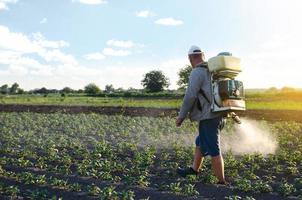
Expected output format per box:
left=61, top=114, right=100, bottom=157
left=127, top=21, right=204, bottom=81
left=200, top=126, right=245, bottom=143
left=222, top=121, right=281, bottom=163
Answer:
left=1, top=66, right=297, bottom=96
left=0, top=66, right=193, bottom=95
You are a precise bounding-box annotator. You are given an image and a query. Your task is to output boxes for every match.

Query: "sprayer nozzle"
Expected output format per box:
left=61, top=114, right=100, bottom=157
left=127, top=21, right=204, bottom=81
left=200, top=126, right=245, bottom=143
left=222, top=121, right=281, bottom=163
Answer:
left=231, top=112, right=242, bottom=124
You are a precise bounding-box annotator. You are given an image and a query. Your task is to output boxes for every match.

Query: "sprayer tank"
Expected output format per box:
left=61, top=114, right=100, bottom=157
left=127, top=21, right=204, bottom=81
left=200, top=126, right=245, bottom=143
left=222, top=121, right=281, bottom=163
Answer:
left=208, top=56, right=241, bottom=78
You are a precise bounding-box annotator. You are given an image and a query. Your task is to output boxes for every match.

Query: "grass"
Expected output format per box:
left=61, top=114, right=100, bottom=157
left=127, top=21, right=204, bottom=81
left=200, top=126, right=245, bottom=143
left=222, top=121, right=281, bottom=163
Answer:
left=0, top=91, right=302, bottom=110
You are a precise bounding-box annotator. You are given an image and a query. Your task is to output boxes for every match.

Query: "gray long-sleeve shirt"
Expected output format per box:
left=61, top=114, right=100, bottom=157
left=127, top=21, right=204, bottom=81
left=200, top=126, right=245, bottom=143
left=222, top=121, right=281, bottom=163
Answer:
left=178, top=63, right=222, bottom=121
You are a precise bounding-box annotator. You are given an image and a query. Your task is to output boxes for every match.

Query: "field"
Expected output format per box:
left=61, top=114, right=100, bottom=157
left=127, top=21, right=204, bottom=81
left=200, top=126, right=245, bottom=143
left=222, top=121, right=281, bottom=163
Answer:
left=1, top=91, right=302, bottom=110
left=0, top=92, right=301, bottom=199
left=0, top=112, right=301, bottom=200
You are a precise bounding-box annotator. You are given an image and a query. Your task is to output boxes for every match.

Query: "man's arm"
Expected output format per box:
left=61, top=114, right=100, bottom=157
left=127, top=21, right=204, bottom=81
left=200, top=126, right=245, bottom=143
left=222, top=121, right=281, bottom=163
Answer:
left=178, top=69, right=204, bottom=121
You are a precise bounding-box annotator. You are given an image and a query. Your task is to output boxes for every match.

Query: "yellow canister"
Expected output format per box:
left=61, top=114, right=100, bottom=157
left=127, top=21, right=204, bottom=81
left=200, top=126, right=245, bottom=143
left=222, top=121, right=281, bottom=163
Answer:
left=208, top=56, right=241, bottom=73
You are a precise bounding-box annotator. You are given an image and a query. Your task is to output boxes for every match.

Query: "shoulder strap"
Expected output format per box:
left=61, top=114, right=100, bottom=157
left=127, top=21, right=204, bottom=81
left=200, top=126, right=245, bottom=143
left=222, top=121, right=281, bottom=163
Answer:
left=199, top=88, right=210, bottom=103
left=195, top=62, right=208, bottom=69
left=196, top=62, right=211, bottom=104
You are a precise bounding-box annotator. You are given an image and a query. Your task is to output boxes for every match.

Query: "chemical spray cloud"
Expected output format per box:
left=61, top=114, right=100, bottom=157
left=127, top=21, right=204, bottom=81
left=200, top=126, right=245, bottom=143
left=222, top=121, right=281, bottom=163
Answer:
left=132, top=117, right=278, bottom=156
left=220, top=118, right=278, bottom=155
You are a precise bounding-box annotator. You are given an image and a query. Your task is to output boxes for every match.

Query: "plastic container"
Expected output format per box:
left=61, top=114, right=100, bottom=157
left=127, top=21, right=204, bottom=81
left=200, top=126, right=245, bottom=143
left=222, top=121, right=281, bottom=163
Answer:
left=208, top=56, right=241, bottom=73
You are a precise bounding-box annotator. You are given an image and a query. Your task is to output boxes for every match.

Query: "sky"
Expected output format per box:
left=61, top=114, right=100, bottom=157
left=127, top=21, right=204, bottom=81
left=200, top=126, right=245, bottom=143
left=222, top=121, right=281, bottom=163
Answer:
left=0, top=0, right=301, bottom=90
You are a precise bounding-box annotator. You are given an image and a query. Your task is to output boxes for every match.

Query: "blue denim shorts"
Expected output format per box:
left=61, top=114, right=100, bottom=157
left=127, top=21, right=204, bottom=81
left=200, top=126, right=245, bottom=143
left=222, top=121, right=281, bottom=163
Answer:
left=195, top=117, right=225, bottom=157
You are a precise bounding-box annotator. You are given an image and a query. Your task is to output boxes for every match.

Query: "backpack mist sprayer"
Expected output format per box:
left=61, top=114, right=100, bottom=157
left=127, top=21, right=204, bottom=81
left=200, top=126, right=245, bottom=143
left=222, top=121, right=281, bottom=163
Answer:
left=208, top=52, right=245, bottom=124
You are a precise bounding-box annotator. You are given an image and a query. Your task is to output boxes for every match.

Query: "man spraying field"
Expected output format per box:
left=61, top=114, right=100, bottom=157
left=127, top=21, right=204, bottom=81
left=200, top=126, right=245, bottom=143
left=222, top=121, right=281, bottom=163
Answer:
left=176, top=45, right=227, bottom=185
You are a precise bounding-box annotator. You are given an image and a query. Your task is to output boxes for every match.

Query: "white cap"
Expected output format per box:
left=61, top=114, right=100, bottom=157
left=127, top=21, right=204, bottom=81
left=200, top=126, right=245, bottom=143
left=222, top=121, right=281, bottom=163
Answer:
left=188, top=45, right=203, bottom=55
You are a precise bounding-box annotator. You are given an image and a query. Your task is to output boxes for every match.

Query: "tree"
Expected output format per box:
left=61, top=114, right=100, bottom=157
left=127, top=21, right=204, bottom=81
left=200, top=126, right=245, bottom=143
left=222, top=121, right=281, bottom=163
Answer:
left=177, top=65, right=192, bottom=89
left=127, top=87, right=138, bottom=92
left=267, top=87, right=278, bottom=93
left=17, top=88, right=25, bottom=94
left=77, top=89, right=84, bottom=93
left=84, top=83, right=101, bottom=95
left=61, top=87, right=74, bottom=94
left=281, top=86, right=295, bottom=93
left=9, top=82, right=19, bottom=94
left=34, top=87, right=48, bottom=94
left=0, top=84, right=9, bottom=94
left=116, top=87, right=124, bottom=93
left=105, top=84, right=115, bottom=93
left=141, top=70, right=170, bottom=92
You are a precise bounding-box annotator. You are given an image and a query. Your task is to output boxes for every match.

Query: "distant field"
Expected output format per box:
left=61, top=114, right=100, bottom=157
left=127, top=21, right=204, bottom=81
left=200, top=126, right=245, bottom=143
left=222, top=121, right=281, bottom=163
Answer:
left=0, top=92, right=302, bottom=110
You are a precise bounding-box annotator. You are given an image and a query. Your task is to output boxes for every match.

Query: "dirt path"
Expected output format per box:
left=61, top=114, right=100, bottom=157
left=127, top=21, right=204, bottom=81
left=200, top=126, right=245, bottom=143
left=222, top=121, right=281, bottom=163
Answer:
left=0, top=104, right=301, bottom=122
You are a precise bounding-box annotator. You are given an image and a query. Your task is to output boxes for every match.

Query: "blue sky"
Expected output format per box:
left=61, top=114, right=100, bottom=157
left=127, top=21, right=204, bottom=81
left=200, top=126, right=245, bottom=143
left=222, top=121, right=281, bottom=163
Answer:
left=0, top=0, right=301, bottom=90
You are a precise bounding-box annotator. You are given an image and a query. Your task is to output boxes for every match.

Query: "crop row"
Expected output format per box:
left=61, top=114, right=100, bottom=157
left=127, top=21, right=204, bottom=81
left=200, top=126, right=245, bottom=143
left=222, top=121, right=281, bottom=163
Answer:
left=0, top=112, right=301, bottom=199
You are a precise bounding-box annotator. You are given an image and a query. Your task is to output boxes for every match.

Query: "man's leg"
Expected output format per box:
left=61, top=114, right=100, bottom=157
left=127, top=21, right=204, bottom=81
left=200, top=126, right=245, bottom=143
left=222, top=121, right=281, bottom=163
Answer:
left=192, top=146, right=204, bottom=172
left=200, top=117, right=226, bottom=184
left=211, top=155, right=225, bottom=183
left=176, top=142, right=204, bottom=177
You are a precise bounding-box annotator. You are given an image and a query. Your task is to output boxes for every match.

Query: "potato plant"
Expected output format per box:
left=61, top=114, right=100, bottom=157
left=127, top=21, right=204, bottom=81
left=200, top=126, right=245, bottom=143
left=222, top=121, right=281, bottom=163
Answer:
left=0, top=112, right=301, bottom=199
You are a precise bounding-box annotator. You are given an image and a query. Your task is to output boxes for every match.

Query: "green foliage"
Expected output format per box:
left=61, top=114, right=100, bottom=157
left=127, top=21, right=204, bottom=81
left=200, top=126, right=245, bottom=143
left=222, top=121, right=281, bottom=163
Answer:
left=28, top=189, right=49, bottom=200
left=0, top=113, right=301, bottom=199
left=9, top=82, right=19, bottom=94
left=183, top=183, right=199, bottom=196
left=84, top=83, right=101, bottom=95
left=105, top=84, right=115, bottom=93
left=0, top=84, right=9, bottom=94
left=177, top=65, right=192, bottom=89
left=87, top=184, right=101, bottom=196
left=277, top=180, right=296, bottom=196
left=253, top=180, right=273, bottom=193
left=234, top=179, right=253, bottom=192
left=1, top=91, right=302, bottom=110
left=0, top=82, right=24, bottom=95
left=168, top=182, right=182, bottom=193
left=3, top=185, right=20, bottom=197
left=61, top=87, right=74, bottom=94
left=141, top=70, right=170, bottom=92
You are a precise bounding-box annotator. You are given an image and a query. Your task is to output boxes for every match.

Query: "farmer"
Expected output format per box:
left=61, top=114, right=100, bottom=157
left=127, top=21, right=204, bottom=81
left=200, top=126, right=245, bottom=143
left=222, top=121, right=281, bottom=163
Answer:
left=176, top=45, right=227, bottom=185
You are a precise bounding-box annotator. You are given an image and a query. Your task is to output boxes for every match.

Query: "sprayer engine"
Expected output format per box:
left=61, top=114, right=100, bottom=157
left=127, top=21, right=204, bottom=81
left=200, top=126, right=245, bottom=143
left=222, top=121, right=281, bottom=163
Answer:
left=208, top=52, right=246, bottom=123
left=213, top=79, right=245, bottom=112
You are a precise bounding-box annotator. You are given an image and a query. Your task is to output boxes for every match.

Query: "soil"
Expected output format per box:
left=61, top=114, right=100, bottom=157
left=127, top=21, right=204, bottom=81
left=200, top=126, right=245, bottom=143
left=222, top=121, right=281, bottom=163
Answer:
left=0, top=104, right=301, bottom=200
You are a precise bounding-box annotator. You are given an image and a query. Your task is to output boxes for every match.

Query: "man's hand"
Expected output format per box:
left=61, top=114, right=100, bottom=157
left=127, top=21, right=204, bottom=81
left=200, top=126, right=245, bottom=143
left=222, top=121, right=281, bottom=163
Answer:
left=176, top=117, right=184, bottom=127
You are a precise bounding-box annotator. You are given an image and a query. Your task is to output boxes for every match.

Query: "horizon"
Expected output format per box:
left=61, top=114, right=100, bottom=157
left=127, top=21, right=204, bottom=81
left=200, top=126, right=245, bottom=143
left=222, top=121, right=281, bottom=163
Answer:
left=1, top=82, right=302, bottom=92
left=0, top=0, right=302, bottom=90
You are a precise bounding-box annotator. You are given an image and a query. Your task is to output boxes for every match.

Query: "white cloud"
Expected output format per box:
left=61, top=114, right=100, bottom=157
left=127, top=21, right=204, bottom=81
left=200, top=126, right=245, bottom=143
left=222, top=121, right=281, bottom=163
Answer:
left=0, top=25, right=74, bottom=66
left=106, top=39, right=135, bottom=48
left=40, top=18, right=48, bottom=24
left=33, top=32, right=69, bottom=49
left=155, top=17, right=183, bottom=26
left=103, top=48, right=131, bottom=56
left=30, top=67, right=53, bottom=76
left=7, top=65, right=28, bottom=76
left=0, top=25, right=81, bottom=84
left=135, top=10, right=154, bottom=18
left=0, top=51, right=54, bottom=77
left=0, top=50, right=21, bottom=64
left=0, top=0, right=18, bottom=11
left=85, top=40, right=138, bottom=60
left=0, top=26, right=69, bottom=54
left=84, top=52, right=105, bottom=60
left=0, top=25, right=42, bottom=53
left=0, top=26, right=125, bottom=90
left=39, top=49, right=77, bottom=65
left=0, top=26, right=182, bottom=90
left=0, top=2, right=6, bottom=10
left=74, top=0, right=107, bottom=5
